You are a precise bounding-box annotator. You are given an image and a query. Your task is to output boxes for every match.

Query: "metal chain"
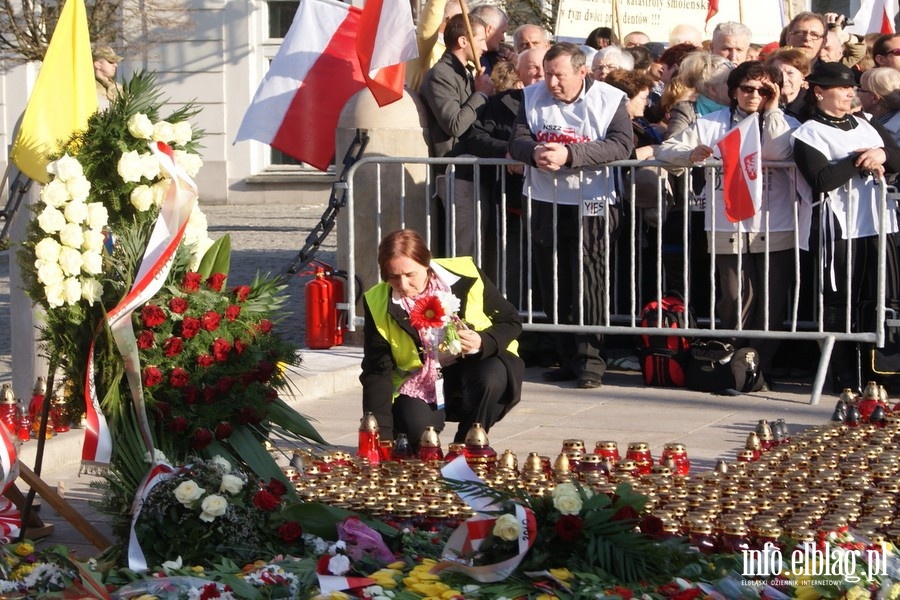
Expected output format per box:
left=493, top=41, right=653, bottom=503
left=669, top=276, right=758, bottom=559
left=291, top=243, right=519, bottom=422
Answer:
left=285, top=129, right=370, bottom=274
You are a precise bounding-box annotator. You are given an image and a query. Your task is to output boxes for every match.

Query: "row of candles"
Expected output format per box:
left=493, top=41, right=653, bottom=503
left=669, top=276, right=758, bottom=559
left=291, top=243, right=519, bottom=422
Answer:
left=0, top=378, right=71, bottom=442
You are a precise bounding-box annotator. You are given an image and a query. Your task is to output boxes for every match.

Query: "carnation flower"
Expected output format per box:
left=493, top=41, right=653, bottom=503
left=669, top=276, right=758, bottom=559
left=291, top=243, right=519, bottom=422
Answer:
left=37, top=206, right=66, bottom=233
left=327, top=554, right=351, bottom=576
left=40, top=179, right=71, bottom=208
left=143, top=366, right=163, bottom=387
left=199, top=494, right=228, bottom=522
left=169, top=367, right=189, bottom=388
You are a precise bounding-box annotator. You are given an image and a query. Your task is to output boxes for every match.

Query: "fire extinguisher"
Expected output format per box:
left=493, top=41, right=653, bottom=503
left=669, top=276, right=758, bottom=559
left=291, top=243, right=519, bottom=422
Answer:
left=303, top=260, right=348, bottom=349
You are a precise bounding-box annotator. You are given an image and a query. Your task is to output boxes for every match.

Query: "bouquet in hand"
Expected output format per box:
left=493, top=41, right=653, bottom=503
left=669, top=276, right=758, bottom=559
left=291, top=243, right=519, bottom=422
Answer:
left=408, top=291, right=467, bottom=355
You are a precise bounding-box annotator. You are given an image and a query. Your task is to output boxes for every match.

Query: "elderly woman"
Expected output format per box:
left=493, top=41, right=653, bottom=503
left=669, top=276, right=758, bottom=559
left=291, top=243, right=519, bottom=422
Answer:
left=360, top=229, right=524, bottom=448
left=859, top=67, right=900, bottom=145
left=792, top=62, right=900, bottom=391
left=658, top=61, right=810, bottom=387
left=764, top=48, right=811, bottom=120
left=591, top=46, right=635, bottom=81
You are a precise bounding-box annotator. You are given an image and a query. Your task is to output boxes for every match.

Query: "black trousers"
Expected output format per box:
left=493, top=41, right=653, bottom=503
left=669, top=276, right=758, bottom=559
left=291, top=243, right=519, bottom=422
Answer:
left=392, top=355, right=508, bottom=448
left=531, top=202, right=620, bottom=379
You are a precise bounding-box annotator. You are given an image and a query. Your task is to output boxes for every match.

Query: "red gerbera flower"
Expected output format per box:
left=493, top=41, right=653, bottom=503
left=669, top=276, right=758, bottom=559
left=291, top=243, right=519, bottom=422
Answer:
left=409, top=295, right=446, bottom=329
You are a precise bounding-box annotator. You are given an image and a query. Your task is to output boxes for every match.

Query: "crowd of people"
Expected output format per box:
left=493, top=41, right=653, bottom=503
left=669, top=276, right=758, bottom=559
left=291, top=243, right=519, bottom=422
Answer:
left=359, top=4, right=900, bottom=447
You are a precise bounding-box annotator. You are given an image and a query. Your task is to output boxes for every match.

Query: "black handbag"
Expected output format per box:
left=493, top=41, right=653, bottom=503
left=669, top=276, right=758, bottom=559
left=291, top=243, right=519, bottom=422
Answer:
left=686, top=340, right=764, bottom=394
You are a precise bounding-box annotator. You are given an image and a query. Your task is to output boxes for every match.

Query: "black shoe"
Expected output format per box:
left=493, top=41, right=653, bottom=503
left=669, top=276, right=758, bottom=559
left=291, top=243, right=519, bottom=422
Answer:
left=542, top=368, right=576, bottom=382
left=577, top=374, right=602, bottom=389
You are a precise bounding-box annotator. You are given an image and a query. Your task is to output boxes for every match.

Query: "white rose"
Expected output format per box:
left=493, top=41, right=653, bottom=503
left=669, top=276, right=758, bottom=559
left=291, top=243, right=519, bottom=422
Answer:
left=141, top=153, right=162, bottom=180
left=183, top=207, right=208, bottom=244
left=44, top=282, right=65, bottom=308
left=58, top=223, right=85, bottom=248
left=552, top=488, right=583, bottom=516
left=64, top=200, right=89, bottom=225
left=63, top=277, right=82, bottom=305
left=85, top=203, right=109, bottom=230
left=118, top=150, right=145, bottom=183
left=173, top=480, right=205, bottom=506
left=172, top=121, right=193, bottom=146
left=37, top=261, right=64, bottom=286
left=37, top=206, right=66, bottom=233
left=81, top=250, right=103, bottom=275
left=34, top=238, right=62, bottom=263
left=81, top=278, right=103, bottom=304
left=48, top=154, right=84, bottom=182
left=66, top=176, right=92, bottom=203
left=127, top=113, right=155, bottom=140
left=219, top=474, right=243, bottom=495
left=40, top=179, right=71, bottom=208
left=327, top=554, right=351, bottom=576
left=174, top=150, right=203, bottom=177
left=82, top=229, right=106, bottom=253
left=152, top=121, right=176, bottom=143
left=161, top=556, right=183, bottom=575
left=211, top=455, right=231, bottom=471
left=130, top=185, right=154, bottom=212
left=493, top=513, right=521, bottom=542
left=151, top=179, right=169, bottom=207
left=199, top=494, right=228, bottom=522
left=58, top=247, right=84, bottom=276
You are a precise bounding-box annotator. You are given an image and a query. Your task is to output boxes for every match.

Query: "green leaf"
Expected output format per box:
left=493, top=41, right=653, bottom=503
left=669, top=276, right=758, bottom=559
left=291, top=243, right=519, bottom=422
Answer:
left=279, top=502, right=398, bottom=540
left=214, top=427, right=298, bottom=502
left=268, top=398, right=328, bottom=444
left=197, top=235, right=232, bottom=280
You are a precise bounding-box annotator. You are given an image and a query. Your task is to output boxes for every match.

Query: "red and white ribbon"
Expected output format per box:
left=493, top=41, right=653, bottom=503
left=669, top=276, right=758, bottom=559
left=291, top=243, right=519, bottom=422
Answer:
left=434, top=457, right=537, bottom=583
left=317, top=575, right=377, bottom=594
left=127, top=461, right=176, bottom=572
left=0, top=496, right=21, bottom=542
left=0, top=419, right=18, bottom=494
left=82, top=142, right=198, bottom=468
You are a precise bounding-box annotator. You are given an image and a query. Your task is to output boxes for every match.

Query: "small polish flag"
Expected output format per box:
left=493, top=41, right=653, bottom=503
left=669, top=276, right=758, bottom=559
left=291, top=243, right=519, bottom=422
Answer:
left=846, top=0, right=898, bottom=35
left=716, top=112, right=762, bottom=223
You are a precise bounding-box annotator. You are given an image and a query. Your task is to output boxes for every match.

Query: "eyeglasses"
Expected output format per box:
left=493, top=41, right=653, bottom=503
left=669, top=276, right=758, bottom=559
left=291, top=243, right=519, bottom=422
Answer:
left=738, top=84, right=773, bottom=97
left=878, top=48, right=900, bottom=56
left=788, top=30, right=824, bottom=41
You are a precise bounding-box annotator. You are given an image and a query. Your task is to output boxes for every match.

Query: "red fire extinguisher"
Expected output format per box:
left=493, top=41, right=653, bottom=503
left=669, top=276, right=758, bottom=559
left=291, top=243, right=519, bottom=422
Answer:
left=304, top=261, right=347, bottom=349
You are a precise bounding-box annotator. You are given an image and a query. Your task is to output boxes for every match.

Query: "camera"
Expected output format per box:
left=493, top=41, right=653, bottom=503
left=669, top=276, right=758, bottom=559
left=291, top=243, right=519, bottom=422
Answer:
left=828, top=15, right=854, bottom=28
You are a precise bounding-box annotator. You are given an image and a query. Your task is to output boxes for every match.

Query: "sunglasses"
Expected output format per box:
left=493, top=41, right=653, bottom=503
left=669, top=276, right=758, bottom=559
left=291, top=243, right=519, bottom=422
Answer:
left=738, top=84, right=773, bottom=97
left=879, top=48, right=900, bottom=56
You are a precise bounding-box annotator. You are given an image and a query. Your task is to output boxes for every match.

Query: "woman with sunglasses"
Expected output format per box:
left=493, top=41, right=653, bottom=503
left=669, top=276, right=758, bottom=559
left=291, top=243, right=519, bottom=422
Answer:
left=658, top=61, right=810, bottom=388
left=792, top=61, right=900, bottom=392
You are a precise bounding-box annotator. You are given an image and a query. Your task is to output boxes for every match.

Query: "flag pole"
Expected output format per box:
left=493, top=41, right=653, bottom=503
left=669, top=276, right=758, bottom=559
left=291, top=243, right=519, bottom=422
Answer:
left=459, top=0, right=483, bottom=74
left=612, top=0, right=624, bottom=44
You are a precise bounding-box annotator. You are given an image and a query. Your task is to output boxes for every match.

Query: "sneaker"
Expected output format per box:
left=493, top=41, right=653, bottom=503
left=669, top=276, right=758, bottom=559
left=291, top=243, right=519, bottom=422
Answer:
left=577, top=374, right=602, bottom=389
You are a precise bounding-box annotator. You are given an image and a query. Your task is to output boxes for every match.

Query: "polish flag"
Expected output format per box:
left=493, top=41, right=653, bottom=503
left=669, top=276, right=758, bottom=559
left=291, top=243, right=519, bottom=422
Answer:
left=358, top=0, right=417, bottom=106
left=317, top=574, right=377, bottom=594
left=716, top=112, right=762, bottom=223
left=705, top=0, right=719, bottom=28
left=235, top=0, right=416, bottom=171
left=847, top=0, right=898, bottom=35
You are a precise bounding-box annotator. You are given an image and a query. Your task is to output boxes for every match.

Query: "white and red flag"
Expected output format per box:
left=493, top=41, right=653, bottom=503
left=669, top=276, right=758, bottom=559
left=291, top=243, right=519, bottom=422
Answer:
left=716, top=112, right=762, bottom=223
left=235, top=0, right=416, bottom=171
left=847, top=0, right=898, bottom=35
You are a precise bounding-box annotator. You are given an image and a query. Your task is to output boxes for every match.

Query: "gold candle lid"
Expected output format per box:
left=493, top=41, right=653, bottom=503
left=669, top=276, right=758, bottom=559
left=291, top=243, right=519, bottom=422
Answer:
left=1, top=383, right=15, bottom=405
left=420, top=426, right=441, bottom=448
left=553, top=452, right=571, bottom=474
left=464, top=423, right=489, bottom=447
left=628, top=441, right=650, bottom=452
left=745, top=432, right=762, bottom=450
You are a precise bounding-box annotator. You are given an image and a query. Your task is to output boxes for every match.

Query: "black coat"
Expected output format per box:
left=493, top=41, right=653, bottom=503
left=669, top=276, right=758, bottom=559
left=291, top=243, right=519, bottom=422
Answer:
left=468, top=88, right=524, bottom=207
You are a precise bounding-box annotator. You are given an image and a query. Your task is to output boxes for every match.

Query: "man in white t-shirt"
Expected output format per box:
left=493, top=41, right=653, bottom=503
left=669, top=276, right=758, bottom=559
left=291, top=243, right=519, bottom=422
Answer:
left=508, top=42, right=633, bottom=389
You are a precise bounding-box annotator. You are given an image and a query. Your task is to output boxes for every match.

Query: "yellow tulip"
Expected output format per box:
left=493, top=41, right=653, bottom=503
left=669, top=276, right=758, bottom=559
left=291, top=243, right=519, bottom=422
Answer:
left=536, top=594, right=558, bottom=600
left=387, top=561, right=407, bottom=570
left=330, top=592, right=350, bottom=600
left=442, top=589, right=463, bottom=599
left=549, top=568, right=572, bottom=582
left=14, top=543, right=34, bottom=556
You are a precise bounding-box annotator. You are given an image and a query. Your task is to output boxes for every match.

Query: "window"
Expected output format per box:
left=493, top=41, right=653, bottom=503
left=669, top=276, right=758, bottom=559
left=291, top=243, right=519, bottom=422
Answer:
left=263, top=1, right=307, bottom=168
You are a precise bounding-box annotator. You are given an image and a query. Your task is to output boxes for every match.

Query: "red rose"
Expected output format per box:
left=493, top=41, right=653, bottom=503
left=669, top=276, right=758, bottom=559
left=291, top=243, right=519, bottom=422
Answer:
left=183, top=386, right=199, bottom=404
left=233, top=285, right=251, bottom=302
left=252, top=489, right=280, bottom=511
left=316, top=555, right=332, bottom=575
left=612, top=505, right=639, bottom=523
left=143, top=367, right=163, bottom=387
left=201, top=311, right=221, bottom=332
left=137, top=330, right=155, bottom=350
left=207, top=272, right=227, bottom=292
left=555, top=514, right=583, bottom=541
left=257, top=360, right=276, bottom=382
left=203, top=387, right=217, bottom=404
left=168, top=297, right=188, bottom=314
left=182, top=272, right=202, bottom=293
left=180, top=317, right=201, bottom=339
left=214, top=422, right=233, bottom=440
left=225, top=304, right=241, bottom=322
left=257, top=319, right=273, bottom=334
left=277, top=521, right=303, bottom=543
left=163, top=336, right=184, bottom=357
left=196, top=354, right=215, bottom=368
left=170, top=416, right=189, bottom=433
left=154, top=401, right=171, bottom=419
left=640, top=514, right=664, bottom=538
left=238, top=407, right=260, bottom=425
left=265, top=478, right=288, bottom=497
left=233, top=338, right=246, bottom=355
left=169, top=367, right=189, bottom=388
left=211, top=338, right=231, bottom=362
left=191, top=427, right=213, bottom=450
left=141, top=305, right=166, bottom=328
left=264, top=387, right=279, bottom=401
left=216, top=376, right=234, bottom=393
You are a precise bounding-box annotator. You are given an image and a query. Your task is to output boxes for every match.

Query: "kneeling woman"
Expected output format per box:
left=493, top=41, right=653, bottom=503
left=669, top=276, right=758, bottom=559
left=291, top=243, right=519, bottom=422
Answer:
left=361, top=229, right=524, bottom=448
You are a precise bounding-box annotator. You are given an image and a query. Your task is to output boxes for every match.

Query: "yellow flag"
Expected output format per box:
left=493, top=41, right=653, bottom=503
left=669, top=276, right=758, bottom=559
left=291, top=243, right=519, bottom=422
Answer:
left=10, top=0, right=97, bottom=183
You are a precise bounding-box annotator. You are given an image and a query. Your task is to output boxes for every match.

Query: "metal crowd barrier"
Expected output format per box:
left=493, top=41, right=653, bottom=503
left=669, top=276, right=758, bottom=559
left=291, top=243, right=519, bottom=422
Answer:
left=343, top=156, right=896, bottom=406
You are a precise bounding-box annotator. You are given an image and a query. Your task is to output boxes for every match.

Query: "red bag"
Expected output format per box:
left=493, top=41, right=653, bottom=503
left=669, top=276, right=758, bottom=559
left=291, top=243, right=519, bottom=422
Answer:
left=639, top=293, right=695, bottom=387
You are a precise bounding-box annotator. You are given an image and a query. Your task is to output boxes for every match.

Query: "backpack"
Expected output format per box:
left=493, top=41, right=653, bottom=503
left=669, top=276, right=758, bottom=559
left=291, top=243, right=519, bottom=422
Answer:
left=685, top=340, right=765, bottom=394
left=639, top=292, right=696, bottom=387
